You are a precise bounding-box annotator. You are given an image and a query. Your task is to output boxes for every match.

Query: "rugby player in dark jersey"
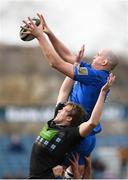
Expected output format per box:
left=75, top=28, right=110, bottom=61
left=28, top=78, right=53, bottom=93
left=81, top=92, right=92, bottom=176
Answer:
left=29, top=74, right=115, bottom=178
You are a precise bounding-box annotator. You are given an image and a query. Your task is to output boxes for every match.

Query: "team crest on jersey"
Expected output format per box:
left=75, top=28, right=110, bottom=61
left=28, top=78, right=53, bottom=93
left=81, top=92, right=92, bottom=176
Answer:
left=78, top=66, right=88, bottom=75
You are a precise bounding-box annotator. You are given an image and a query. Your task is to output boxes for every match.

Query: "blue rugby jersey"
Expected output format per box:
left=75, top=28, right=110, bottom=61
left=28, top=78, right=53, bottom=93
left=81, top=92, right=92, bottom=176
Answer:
left=69, top=61, right=110, bottom=134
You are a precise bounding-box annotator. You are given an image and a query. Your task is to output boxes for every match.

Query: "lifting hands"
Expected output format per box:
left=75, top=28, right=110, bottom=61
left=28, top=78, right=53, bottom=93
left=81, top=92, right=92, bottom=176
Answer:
left=21, top=13, right=48, bottom=39
left=101, top=73, right=116, bottom=93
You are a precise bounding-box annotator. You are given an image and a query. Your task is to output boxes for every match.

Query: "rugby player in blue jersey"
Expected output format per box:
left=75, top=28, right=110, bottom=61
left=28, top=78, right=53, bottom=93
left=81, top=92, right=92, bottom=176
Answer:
left=22, top=14, right=118, bottom=178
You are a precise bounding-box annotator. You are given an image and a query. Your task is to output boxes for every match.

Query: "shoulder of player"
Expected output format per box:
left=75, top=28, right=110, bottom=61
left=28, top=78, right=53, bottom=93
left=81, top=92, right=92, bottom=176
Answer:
left=80, top=60, right=91, bottom=67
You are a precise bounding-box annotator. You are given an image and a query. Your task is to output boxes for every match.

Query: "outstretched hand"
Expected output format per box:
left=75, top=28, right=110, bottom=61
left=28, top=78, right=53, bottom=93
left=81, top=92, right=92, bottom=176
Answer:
left=38, top=13, right=51, bottom=35
left=69, top=153, right=80, bottom=178
left=21, top=13, right=49, bottom=39
left=101, top=73, right=116, bottom=93
left=75, top=44, right=85, bottom=64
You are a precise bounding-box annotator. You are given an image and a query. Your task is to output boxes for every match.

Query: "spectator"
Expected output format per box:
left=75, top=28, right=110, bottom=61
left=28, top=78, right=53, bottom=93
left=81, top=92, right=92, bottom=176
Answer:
left=92, top=158, right=106, bottom=178
left=8, top=134, right=25, bottom=153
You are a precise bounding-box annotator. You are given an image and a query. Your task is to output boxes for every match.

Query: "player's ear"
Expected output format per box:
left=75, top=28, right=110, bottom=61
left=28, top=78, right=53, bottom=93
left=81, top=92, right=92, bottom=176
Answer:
left=102, top=58, right=108, bottom=66
left=67, top=116, right=72, bottom=123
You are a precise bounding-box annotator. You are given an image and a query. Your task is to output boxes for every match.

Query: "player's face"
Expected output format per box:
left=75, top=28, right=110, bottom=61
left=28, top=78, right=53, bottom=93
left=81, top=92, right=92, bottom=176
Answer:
left=92, top=50, right=108, bottom=66
left=53, top=105, right=72, bottom=125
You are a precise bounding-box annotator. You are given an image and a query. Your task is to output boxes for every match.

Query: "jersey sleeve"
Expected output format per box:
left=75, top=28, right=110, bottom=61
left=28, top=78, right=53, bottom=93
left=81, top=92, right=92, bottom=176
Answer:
left=73, top=61, right=101, bottom=85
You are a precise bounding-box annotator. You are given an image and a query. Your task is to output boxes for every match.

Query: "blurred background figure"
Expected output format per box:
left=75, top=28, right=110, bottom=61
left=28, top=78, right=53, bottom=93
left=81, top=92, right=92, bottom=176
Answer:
left=92, top=158, right=106, bottom=179
left=0, top=0, right=128, bottom=178
left=118, top=148, right=128, bottom=178
left=8, top=134, right=25, bottom=153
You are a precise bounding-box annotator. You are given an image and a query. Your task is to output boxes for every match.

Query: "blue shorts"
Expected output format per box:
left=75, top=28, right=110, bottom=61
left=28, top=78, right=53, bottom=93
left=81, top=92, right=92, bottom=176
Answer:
left=63, top=133, right=96, bottom=166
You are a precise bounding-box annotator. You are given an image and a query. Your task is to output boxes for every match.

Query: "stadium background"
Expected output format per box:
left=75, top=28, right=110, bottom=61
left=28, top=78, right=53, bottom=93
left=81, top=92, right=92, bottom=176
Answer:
left=0, top=0, right=128, bottom=178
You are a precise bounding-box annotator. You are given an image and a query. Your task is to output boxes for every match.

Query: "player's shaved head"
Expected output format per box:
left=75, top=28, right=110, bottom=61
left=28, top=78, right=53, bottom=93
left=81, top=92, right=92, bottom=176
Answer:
left=101, top=49, right=119, bottom=71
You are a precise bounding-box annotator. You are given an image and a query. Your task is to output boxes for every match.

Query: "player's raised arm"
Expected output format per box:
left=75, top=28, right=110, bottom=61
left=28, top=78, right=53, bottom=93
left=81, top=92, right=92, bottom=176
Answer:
left=56, top=77, right=74, bottom=105
left=83, top=156, right=92, bottom=179
left=79, top=73, right=116, bottom=137
left=56, top=46, right=85, bottom=104
left=22, top=16, right=75, bottom=79
left=40, top=13, right=77, bottom=64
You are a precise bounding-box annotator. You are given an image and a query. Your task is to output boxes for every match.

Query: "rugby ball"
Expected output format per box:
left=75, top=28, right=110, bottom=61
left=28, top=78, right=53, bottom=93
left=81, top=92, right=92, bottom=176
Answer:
left=20, top=18, right=40, bottom=41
